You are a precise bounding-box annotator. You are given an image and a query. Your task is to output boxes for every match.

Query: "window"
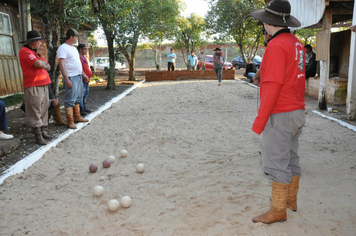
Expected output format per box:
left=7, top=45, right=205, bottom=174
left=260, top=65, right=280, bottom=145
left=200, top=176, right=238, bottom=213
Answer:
left=0, top=12, right=14, bottom=56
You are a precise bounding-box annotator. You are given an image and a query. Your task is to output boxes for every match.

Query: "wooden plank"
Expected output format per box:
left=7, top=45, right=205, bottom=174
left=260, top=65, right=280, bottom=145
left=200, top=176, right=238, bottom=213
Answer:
left=346, top=2, right=356, bottom=120
left=0, top=59, right=8, bottom=96
left=318, top=9, right=332, bottom=110
left=145, top=70, right=235, bottom=82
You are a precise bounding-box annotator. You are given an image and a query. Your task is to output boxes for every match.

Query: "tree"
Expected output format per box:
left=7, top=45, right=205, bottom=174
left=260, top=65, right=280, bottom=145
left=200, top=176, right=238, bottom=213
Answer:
left=28, top=0, right=95, bottom=94
left=90, top=0, right=124, bottom=89
left=145, top=0, right=181, bottom=70
left=206, top=0, right=265, bottom=63
left=174, top=14, right=207, bottom=69
left=295, top=28, right=318, bottom=45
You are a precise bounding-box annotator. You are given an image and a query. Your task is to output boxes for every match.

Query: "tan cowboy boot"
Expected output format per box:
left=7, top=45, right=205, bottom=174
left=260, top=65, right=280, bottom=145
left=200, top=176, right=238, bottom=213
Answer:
left=33, top=127, right=47, bottom=145
left=53, top=105, right=67, bottom=125
left=287, top=175, right=300, bottom=211
left=73, top=104, right=88, bottom=123
left=252, top=181, right=289, bottom=224
left=65, top=107, right=77, bottom=129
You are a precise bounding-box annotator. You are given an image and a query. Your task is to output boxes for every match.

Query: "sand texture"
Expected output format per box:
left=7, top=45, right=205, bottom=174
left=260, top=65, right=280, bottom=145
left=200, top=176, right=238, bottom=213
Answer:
left=0, top=80, right=355, bottom=236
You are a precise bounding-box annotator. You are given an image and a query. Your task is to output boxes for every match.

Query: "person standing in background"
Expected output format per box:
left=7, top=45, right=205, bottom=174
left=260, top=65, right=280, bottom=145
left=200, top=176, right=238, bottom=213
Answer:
left=77, top=43, right=93, bottom=117
left=57, top=29, right=88, bottom=129
left=19, top=30, right=52, bottom=145
left=187, top=51, right=198, bottom=70
left=167, top=48, right=176, bottom=71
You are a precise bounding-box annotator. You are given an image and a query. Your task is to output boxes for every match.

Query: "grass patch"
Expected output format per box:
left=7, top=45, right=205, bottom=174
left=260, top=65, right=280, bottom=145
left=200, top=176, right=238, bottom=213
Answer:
left=2, top=94, right=24, bottom=107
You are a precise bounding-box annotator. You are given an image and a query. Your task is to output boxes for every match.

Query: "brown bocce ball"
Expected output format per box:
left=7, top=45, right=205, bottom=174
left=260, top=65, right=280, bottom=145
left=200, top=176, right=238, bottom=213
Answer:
left=89, top=164, right=98, bottom=173
left=102, top=160, right=111, bottom=168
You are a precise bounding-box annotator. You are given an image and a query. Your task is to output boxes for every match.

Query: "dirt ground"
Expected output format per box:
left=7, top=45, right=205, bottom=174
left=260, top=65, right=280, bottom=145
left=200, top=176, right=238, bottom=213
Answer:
left=0, top=80, right=135, bottom=175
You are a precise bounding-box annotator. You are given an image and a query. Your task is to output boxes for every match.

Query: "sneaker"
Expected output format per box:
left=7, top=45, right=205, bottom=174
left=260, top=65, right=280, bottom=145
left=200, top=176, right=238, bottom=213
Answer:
left=80, top=111, right=87, bottom=117
left=0, top=132, right=14, bottom=140
left=84, top=108, right=93, bottom=113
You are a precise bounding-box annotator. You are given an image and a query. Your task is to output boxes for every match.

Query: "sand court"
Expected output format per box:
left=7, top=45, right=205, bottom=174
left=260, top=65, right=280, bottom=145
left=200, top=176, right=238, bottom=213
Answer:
left=0, top=80, right=355, bottom=235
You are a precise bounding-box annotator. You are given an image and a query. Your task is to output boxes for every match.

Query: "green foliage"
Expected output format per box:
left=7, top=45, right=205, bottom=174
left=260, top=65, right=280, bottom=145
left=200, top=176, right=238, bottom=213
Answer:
left=174, top=13, right=207, bottom=68
left=2, top=94, right=24, bottom=107
left=295, top=28, right=318, bottom=45
left=206, top=0, right=265, bottom=62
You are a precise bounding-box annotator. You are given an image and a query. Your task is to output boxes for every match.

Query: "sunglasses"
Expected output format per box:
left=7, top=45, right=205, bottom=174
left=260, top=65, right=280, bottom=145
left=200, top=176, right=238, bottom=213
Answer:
left=261, top=28, right=268, bottom=36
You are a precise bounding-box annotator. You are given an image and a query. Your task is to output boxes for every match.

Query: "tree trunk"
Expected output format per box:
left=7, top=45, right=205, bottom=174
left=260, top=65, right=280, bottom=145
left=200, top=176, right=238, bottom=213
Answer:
left=128, top=58, right=136, bottom=81
left=153, top=48, right=160, bottom=70
left=106, top=32, right=116, bottom=90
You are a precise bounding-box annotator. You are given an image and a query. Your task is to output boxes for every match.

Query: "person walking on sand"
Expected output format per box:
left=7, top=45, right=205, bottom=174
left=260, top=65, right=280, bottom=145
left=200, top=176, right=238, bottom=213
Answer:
left=19, top=30, right=53, bottom=145
left=57, top=29, right=88, bottom=129
left=213, top=48, right=224, bottom=86
left=250, top=0, right=306, bottom=224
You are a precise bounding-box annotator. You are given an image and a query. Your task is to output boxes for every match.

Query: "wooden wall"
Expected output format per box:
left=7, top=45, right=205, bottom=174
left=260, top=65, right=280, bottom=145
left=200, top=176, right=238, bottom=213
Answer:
left=145, top=70, right=235, bottom=82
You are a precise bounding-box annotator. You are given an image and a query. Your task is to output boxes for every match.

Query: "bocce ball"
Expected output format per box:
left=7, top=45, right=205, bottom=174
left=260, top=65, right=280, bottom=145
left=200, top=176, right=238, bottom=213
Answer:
left=108, top=199, right=120, bottom=212
left=93, top=186, right=104, bottom=197
left=136, top=163, right=145, bottom=173
left=120, top=149, right=128, bottom=158
left=102, top=160, right=111, bottom=168
left=89, top=164, right=98, bottom=173
left=100, top=176, right=105, bottom=181
left=108, top=155, right=116, bottom=164
left=120, top=196, right=132, bottom=208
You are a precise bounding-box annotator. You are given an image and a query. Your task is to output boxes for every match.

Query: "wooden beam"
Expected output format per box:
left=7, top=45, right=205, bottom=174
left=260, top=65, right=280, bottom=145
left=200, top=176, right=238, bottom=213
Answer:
left=318, top=9, right=332, bottom=110
left=346, top=2, right=356, bottom=120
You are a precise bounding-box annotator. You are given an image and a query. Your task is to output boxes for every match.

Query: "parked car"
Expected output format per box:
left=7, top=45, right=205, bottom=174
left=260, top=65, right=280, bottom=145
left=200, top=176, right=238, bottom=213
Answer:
left=89, top=57, right=126, bottom=71
left=231, top=55, right=262, bottom=70
left=197, top=55, right=233, bottom=70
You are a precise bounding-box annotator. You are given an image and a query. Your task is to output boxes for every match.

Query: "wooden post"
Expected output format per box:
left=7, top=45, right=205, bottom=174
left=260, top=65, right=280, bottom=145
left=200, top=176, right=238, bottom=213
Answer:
left=318, top=9, right=332, bottom=110
left=346, top=2, right=356, bottom=120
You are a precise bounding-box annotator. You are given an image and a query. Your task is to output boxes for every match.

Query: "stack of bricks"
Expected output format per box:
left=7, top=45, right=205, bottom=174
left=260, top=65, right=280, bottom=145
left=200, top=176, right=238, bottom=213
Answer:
left=145, top=70, right=235, bottom=82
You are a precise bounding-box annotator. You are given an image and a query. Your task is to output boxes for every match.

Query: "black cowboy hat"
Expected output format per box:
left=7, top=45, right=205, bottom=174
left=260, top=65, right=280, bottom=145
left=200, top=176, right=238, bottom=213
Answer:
left=251, top=0, right=301, bottom=27
left=214, top=47, right=221, bottom=51
left=20, top=30, right=45, bottom=43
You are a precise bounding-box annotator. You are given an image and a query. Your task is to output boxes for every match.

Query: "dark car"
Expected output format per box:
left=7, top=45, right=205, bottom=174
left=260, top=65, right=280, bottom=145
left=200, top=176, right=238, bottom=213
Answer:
left=231, top=55, right=262, bottom=70
left=197, top=55, right=233, bottom=70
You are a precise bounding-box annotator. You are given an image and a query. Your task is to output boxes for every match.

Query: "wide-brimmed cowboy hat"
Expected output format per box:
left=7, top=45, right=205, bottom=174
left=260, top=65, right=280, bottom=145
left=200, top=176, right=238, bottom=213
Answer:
left=20, top=30, right=45, bottom=43
left=251, top=0, right=301, bottom=27
left=214, top=47, right=221, bottom=51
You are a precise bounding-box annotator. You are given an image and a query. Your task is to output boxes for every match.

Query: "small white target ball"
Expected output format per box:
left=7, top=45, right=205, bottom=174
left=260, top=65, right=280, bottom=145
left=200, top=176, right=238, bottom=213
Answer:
left=100, top=176, right=105, bottom=181
left=120, top=149, right=128, bottom=158
left=120, top=196, right=132, bottom=208
left=108, top=199, right=120, bottom=212
left=136, top=163, right=145, bottom=173
left=93, top=186, right=104, bottom=197
left=108, top=155, right=116, bottom=163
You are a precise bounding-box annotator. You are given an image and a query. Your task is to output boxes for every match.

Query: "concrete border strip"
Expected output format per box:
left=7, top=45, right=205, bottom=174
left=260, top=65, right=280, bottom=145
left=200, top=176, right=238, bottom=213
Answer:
left=312, top=110, right=356, bottom=132
left=0, top=80, right=145, bottom=185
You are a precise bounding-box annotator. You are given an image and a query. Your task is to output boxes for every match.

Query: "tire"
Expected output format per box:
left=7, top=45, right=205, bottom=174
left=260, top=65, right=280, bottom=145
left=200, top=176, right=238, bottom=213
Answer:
left=255, top=65, right=260, bottom=69
left=90, top=66, right=94, bottom=72
left=235, top=65, right=240, bottom=70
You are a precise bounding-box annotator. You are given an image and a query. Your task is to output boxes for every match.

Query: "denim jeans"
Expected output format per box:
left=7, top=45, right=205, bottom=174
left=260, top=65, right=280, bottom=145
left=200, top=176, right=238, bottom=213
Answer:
left=0, top=100, right=8, bottom=131
left=80, top=82, right=89, bottom=111
left=244, top=72, right=256, bottom=82
left=214, top=67, right=223, bottom=82
left=63, top=75, right=83, bottom=108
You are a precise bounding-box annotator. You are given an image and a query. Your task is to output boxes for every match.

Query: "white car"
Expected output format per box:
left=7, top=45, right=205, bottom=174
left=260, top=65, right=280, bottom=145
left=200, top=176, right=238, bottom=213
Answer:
left=89, top=57, right=126, bottom=71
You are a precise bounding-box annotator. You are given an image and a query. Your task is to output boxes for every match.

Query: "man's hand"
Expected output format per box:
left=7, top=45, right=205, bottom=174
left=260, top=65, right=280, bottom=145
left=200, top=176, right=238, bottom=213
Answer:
left=253, top=74, right=260, bottom=86
left=350, top=25, right=356, bottom=32
left=51, top=99, right=59, bottom=106
left=65, top=79, right=72, bottom=89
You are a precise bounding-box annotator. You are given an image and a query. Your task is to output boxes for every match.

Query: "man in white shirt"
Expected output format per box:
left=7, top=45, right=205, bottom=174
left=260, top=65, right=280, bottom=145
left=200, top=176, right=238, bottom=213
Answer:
left=57, top=29, right=88, bottom=129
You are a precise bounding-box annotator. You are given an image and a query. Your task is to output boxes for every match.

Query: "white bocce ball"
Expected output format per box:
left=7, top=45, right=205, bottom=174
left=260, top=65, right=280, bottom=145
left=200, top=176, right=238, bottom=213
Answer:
left=136, top=163, right=145, bottom=173
left=108, top=155, right=116, bottom=164
left=120, top=196, right=132, bottom=208
left=93, top=186, right=104, bottom=197
left=108, top=199, right=120, bottom=212
left=120, top=149, right=128, bottom=158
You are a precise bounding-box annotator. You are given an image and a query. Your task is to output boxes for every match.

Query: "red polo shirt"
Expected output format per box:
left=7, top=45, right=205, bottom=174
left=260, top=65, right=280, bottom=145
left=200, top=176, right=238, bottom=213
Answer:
left=19, top=46, right=51, bottom=89
left=252, top=32, right=305, bottom=134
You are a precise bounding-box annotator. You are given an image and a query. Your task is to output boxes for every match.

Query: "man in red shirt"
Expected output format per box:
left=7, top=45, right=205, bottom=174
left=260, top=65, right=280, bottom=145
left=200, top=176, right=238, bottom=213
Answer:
left=77, top=44, right=92, bottom=116
left=19, top=30, right=52, bottom=145
left=250, top=0, right=306, bottom=224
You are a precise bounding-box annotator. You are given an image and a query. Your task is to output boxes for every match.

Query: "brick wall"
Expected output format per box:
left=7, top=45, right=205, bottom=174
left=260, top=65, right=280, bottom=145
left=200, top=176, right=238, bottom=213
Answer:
left=145, top=70, right=235, bottom=82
